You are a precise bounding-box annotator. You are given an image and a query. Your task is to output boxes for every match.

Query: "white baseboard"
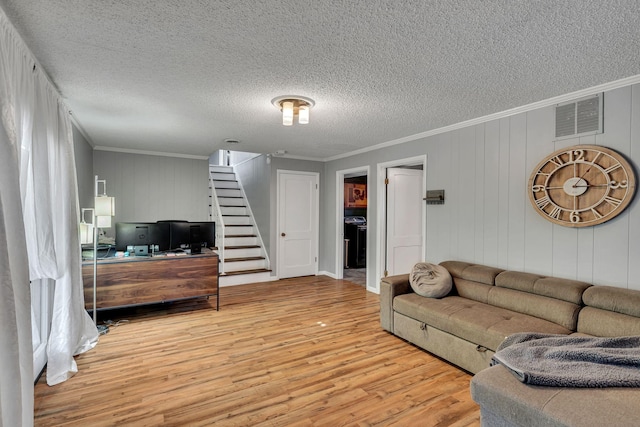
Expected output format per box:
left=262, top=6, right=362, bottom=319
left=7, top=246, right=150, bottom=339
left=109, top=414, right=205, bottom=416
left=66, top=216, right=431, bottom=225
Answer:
left=318, top=270, right=338, bottom=279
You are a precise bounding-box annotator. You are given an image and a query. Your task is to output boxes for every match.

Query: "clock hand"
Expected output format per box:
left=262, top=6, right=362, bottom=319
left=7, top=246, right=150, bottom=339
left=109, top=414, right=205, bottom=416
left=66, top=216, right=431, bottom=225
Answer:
left=572, top=184, right=609, bottom=188
left=572, top=165, right=593, bottom=187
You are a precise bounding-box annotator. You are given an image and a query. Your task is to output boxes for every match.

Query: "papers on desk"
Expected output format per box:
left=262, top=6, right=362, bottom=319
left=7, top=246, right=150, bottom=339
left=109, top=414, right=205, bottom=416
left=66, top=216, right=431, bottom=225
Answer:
left=165, top=251, right=188, bottom=257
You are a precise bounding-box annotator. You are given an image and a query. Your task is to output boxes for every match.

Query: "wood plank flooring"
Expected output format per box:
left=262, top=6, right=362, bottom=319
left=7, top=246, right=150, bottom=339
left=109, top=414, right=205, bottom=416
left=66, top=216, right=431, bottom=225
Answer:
left=34, top=276, right=480, bottom=426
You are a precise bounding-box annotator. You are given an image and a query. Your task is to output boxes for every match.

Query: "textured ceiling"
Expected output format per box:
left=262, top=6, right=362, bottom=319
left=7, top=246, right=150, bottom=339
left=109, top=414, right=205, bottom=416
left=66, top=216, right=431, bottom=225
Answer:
left=1, top=0, right=639, bottom=160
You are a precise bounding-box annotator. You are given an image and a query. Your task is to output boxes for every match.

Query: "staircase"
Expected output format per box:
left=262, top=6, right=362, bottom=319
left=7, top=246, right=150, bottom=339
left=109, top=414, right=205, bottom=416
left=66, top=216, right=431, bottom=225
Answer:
left=209, top=165, right=272, bottom=286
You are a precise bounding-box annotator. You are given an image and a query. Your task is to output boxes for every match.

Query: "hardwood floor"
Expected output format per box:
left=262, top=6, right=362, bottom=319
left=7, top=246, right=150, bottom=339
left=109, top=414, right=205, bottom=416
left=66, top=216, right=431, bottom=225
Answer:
left=34, top=276, right=480, bottom=426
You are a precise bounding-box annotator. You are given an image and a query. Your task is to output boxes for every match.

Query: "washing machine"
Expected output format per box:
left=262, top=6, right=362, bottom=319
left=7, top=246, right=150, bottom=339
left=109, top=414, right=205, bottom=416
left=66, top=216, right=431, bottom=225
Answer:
left=344, top=216, right=366, bottom=268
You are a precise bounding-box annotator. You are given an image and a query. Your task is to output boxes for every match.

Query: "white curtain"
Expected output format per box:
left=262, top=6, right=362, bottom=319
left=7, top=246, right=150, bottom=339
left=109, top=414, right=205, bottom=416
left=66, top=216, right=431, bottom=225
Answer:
left=0, top=111, right=33, bottom=427
left=0, top=4, right=98, bottom=408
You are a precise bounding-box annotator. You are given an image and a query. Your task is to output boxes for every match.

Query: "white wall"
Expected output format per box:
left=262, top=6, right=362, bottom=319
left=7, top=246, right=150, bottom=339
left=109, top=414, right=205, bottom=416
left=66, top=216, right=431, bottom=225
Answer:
left=234, top=154, right=272, bottom=252
left=322, top=83, right=640, bottom=291
left=228, top=154, right=325, bottom=277
left=230, top=151, right=260, bottom=165
left=93, top=150, right=209, bottom=237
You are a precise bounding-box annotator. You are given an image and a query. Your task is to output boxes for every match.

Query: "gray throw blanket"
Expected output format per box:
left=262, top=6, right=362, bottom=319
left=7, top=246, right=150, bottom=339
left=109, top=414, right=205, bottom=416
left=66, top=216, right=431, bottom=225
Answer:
left=491, top=333, right=640, bottom=387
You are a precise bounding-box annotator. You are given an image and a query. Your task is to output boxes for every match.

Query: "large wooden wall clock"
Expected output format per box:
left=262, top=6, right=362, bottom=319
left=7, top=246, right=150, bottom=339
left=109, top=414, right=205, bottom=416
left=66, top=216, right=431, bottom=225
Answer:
left=528, top=145, right=636, bottom=227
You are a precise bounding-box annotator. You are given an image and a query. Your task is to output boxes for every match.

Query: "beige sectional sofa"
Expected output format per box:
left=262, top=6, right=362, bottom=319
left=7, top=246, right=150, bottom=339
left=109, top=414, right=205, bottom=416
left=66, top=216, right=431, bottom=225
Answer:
left=380, top=260, right=640, bottom=427
left=380, top=260, right=592, bottom=374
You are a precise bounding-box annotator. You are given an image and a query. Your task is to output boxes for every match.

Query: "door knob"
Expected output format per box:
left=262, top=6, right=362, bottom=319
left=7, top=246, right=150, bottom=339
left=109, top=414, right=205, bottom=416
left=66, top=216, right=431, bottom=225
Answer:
left=281, top=232, right=286, bottom=237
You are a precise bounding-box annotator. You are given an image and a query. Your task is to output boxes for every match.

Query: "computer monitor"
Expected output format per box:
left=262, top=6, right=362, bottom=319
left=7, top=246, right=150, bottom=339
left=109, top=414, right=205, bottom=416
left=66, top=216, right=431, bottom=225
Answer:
left=115, top=222, right=171, bottom=251
left=189, top=221, right=216, bottom=249
left=116, top=223, right=150, bottom=251
left=149, top=222, right=171, bottom=251
left=169, top=221, right=215, bottom=250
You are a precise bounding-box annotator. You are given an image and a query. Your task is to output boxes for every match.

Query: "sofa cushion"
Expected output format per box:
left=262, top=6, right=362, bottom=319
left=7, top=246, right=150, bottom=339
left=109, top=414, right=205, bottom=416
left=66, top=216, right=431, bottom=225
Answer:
left=453, top=278, right=492, bottom=304
left=438, top=260, right=474, bottom=278
left=487, top=286, right=582, bottom=331
left=582, top=286, right=640, bottom=317
left=409, top=262, right=452, bottom=298
left=440, top=260, right=504, bottom=304
left=577, top=286, right=640, bottom=337
left=577, top=307, right=640, bottom=337
left=440, top=261, right=504, bottom=285
left=495, top=271, right=590, bottom=305
left=393, top=294, right=572, bottom=351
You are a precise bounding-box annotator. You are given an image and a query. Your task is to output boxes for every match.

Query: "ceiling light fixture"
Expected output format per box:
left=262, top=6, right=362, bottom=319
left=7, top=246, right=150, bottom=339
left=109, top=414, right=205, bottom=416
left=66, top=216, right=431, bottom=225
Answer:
left=272, top=96, right=315, bottom=126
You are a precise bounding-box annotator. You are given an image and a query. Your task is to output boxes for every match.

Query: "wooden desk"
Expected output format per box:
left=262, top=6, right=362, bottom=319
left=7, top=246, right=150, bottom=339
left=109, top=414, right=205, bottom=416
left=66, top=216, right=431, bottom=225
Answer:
left=83, top=252, right=219, bottom=311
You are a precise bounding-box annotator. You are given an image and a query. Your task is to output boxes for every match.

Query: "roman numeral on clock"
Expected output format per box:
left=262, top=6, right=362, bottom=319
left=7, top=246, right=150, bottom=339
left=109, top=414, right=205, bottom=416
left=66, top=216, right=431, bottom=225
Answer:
left=535, top=196, right=550, bottom=210
left=549, top=206, right=562, bottom=219
left=604, top=163, right=622, bottom=174
left=604, top=196, right=622, bottom=208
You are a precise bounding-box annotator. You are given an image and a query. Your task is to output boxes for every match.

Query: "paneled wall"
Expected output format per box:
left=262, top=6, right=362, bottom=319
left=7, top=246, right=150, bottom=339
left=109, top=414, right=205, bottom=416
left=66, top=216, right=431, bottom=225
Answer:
left=322, top=83, right=640, bottom=291
left=93, top=150, right=209, bottom=237
left=425, top=85, right=639, bottom=288
left=234, top=155, right=325, bottom=276
left=234, top=154, right=272, bottom=252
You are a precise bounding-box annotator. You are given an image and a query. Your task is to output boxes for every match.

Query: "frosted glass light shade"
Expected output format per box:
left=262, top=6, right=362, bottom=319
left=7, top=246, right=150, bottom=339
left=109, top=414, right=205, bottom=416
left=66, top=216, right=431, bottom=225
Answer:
left=80, top=222, right=94, bottom=244
left=282, top=101, right=294, bottom=126
left=95, top=196, right=115, bottom=216
left=96, top=216, right=112, bottom=228
left=298, top=104, right=309, bottom=124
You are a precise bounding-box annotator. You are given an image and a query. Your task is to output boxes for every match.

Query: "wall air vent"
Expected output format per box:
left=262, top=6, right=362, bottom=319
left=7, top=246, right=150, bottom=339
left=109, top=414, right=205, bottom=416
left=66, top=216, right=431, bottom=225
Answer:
left=555, top=93, right=603, bottom=139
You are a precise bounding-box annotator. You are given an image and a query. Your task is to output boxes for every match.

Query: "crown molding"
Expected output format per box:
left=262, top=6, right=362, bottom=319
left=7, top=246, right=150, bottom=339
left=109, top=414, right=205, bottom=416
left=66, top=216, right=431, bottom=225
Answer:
left=94, top=145, right=209, bottom=160
left=68, top=112, right=96, bottom=147
left=323, top=74, right=640, bottom=162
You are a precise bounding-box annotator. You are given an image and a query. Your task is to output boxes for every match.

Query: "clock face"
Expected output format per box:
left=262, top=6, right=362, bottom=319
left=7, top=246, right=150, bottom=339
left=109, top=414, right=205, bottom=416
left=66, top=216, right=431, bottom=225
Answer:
left=528, top=145, right=636, bottom=227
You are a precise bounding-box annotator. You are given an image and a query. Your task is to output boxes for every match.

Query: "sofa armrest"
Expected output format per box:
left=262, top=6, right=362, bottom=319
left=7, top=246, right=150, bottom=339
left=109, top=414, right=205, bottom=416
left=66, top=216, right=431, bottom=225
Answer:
left=471, top=364, right=640, bottom=427
left=380, top=274, right=411, bottom=332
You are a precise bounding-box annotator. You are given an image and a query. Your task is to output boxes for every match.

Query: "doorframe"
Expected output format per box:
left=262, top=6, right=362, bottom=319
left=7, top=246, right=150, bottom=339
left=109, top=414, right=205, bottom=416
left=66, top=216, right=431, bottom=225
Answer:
left=375, top=155, right=427, bottom=293
left=276, top=169, right=320, bottom=278
left=335, top=166, right=370, bottom=285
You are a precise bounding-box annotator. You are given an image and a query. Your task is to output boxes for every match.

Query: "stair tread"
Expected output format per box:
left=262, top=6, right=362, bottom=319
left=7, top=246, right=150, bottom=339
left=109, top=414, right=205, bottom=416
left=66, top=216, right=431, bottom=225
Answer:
left=216, top=196, right=243, bottom=199
left=222, top=214, right=250, bottom=217
left=225, top=256, right=266, bottom=262
left=225, top=234, right=257, bottom=238
left=225, top=245, right=261, bottom=249
left=219, top=205, right=246, bottom=207
left=225, top=224, right=252, bottom=227
left=221, top=268, right=272, bottom=277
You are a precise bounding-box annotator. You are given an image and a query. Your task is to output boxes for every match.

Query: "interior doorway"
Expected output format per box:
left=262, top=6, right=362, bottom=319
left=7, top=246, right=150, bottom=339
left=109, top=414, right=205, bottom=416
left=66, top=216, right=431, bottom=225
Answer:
left=276, top=170, right=319, bottom=279
left=375, top=155, right=426, bottom=292
left=336, top=166, right=369, bottom=288
left=385, top=167, right=424, bottom=275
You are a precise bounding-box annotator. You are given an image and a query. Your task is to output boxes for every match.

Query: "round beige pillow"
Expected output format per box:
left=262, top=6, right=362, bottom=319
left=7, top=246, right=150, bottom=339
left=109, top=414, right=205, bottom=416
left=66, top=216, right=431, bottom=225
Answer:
left=409, top=262, right=452, bottom=298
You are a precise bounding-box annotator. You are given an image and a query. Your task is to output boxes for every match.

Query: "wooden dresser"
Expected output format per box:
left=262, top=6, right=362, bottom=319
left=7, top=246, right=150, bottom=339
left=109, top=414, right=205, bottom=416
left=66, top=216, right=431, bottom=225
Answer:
left=83, top=251, right=219, bottom=311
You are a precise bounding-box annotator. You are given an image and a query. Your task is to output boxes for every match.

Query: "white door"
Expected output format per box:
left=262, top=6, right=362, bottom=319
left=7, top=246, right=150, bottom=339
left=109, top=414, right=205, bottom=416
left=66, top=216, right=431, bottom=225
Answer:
left=386, top=167, right=424, bottom=276
left=277, top=171, right=319, bottom=279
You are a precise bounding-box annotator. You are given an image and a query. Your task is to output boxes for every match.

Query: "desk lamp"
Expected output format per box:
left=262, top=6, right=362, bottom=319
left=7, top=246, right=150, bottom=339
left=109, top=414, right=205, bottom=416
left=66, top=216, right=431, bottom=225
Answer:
left=80, top=208, right=94, bottom=245
left=93, top=175, right=115, bottom=335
